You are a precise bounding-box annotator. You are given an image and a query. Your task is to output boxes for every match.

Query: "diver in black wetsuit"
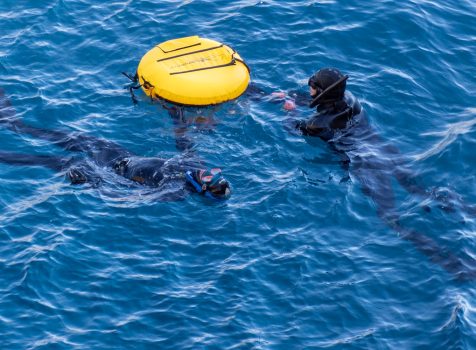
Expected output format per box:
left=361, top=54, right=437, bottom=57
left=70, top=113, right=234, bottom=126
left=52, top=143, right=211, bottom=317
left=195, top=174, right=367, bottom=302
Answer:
left=274, top=68, right=476, bottom=280
left=0, top=89, right=231, bottom=201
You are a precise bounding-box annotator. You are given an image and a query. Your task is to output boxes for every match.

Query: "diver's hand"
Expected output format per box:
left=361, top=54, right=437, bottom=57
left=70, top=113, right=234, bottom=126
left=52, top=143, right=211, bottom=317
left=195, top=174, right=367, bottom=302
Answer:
left=283, top=99, right=296, bottom=111
left=270, top=91, right=286, bottom=99
left=67, top=167, right=89, bottom=184
left=270, top=92, right=296, bottom=111
left=67, top=166, right=102, bottom=187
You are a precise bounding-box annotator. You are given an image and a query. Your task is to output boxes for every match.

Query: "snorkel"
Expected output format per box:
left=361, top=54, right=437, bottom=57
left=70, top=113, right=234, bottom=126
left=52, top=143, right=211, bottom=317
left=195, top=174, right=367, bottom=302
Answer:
left=185, top=168, right=231, bottom=200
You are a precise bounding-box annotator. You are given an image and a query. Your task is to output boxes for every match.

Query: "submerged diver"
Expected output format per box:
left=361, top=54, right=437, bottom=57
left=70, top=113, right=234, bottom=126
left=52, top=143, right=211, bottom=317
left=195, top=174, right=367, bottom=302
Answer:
left=272, top=68, right=476, bottom=280
left=0, top=89, right=231, bottom=201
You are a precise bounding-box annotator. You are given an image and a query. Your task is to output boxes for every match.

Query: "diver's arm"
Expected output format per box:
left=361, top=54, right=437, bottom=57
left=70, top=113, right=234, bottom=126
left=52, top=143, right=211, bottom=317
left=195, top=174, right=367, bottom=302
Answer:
left=287, top=90, right=312, bottom=107
left=247, top=83, right=297, bottom=110
left=1, top=89, right=83, bottom=150
left=297, top=119, right=320, bottom=136
left=66, top=162, right=102, bottom=187
left=0, top=151, right=102, bottom=186
left=245, top=83, right=306, bottom=109
left=0, top=152, right=69, bottom=172
left=6, top=119, right=130, bottom=157
left=167, top=106, right=196, bottom=152
left=285, top=116, right=326, bottom=137
left=283, top=117, right=312, bottom=136
left=2, top=89, right=129, bottom=157
left=158, top=100, right=193, bottom=152
left=244, top=83, right=268, bottom=102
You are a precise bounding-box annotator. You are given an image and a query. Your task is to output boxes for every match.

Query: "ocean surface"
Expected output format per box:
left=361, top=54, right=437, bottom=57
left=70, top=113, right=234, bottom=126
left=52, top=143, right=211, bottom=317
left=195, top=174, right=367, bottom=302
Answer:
left=1, top=0, right=476, bottom=349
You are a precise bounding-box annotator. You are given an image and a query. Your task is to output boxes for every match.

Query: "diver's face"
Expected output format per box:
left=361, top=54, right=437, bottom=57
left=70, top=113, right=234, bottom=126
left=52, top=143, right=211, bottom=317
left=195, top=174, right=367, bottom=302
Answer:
left=308, top=75, right=320, bottom=97
left=197, top=169, right=231, bottom=200
left=309, top=86, right=317, bottom=97
left=208, top=179, right=231, bottom=200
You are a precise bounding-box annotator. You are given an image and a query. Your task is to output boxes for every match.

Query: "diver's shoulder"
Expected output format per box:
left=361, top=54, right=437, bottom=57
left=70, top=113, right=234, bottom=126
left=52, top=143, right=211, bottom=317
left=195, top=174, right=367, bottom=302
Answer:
left=344, top=91, right=360, bottom=109
left=344, top=91, right=363, bottom=117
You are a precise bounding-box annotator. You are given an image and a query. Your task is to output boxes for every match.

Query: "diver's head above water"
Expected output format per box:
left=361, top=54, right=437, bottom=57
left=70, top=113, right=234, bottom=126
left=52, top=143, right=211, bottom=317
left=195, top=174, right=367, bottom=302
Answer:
left=308, top=68, right=348, bottom=108
left=185, top=168, right=231, bottom=200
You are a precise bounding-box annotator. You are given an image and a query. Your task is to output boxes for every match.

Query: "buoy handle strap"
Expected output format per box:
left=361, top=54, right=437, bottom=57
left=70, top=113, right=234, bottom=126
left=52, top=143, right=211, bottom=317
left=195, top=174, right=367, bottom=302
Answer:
left=170, top=49, right=250, bottom=75
left=169, top=60, right=236, bottom=75
left=231, top=51, right=251, bottom=74
left=156, top=44, right=224, bottom=63
left=122, top=71, right=141, bottom=104
left=122, top=71, right=139, bottom=83
left=158, top=42, right=201, bottom=54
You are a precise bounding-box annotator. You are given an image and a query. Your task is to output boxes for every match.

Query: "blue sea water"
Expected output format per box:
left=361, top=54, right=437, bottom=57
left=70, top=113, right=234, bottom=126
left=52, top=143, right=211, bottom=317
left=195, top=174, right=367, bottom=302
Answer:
left=1, top=0, right=476, bottom=348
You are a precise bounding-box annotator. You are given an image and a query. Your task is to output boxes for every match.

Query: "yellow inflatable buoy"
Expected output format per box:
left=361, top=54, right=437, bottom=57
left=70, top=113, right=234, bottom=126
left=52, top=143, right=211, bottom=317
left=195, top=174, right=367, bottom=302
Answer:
left=137, top=36, right=250, bottom=106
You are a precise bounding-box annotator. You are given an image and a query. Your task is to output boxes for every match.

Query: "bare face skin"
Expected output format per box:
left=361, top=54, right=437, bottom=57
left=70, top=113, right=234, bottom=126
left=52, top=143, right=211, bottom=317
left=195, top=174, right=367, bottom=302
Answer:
left=309, top=86, right=317, bottom=96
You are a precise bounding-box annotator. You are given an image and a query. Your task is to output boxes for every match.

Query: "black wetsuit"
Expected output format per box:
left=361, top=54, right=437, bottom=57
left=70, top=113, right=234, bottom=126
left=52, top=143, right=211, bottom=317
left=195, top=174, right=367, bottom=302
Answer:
left=0, top=90, right=202, bottom=201
left=277, top=88, right=476, bottom=280
left=294, top=92, right=361, bottom=139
